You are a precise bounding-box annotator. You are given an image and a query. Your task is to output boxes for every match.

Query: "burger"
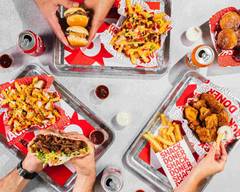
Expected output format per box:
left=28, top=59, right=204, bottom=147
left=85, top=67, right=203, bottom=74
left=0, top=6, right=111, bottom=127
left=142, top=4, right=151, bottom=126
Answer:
left=64, top=7, right=89, bottom=27
left=66, top=26, right=89, bottom=47
left=28, top=129, right=93, bottom=166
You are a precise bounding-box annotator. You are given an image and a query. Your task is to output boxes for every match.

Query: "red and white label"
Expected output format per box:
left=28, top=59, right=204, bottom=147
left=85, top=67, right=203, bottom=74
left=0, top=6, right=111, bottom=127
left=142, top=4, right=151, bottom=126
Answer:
left=156, top=140, right=196, bottom=188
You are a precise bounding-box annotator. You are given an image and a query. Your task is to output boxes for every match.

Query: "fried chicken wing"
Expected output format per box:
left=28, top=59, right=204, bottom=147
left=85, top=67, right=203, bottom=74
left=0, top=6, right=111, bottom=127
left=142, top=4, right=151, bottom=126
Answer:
left=199, top=107, right=211, bottom=121
left=205, top=114, right=218, bottom=129
left=218, top=110, right=229, bottom=126
left=201, top=93, right=224, bottom=113
left=184, top=93, right=229, bottom=143
left=184, top=106, right=198, bottom=122
left=196, top=127, right=212, bottom=143
left=192, top=99, right=207, bottom=110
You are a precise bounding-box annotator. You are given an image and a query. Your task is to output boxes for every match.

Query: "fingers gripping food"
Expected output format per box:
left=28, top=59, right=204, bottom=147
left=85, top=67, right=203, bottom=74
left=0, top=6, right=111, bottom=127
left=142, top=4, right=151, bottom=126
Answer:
left=143, top=114, right=182, bottom=153
left=29, top=130, right=93, bottom=166
left=110, top=1, right=171, bottom=64
left=183, top=93, right=229, bottom=143
left=64, top=7, right=89, bottom=27
left=64, top=7, right=90, bottom=47
left=0, top=77, right=61, bottom=133
left=216, top=125, right=233, bottom=146
left=66, top=26, right=89, bottom=47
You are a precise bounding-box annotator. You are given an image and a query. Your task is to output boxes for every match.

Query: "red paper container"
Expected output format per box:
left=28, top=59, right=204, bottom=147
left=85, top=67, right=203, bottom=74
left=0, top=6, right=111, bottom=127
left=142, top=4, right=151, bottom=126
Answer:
left=0, top=75, right=70, bottom=145
left=209, top=7, right=240, bottom=67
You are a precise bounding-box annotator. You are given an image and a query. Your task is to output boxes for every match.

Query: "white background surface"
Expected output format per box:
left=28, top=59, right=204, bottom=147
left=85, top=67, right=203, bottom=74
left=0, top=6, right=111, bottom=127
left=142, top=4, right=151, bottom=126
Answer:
left=1, top=0, right=240, bottom=192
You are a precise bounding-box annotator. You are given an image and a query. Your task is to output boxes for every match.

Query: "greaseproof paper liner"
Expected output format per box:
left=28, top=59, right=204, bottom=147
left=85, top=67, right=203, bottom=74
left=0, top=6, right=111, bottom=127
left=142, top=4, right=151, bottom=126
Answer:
left=0, top=75, right=70, bottom=145
left=209, top=7, right=240, bottom=67
left=100, top=0, right=171, bottom=68
left=156, top=140, right=196, bottom=188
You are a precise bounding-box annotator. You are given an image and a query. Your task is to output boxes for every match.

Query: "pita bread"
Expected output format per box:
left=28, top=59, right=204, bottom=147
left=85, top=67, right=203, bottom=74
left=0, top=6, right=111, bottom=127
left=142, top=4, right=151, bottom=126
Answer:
left=28, top=129, right=93, bottom=166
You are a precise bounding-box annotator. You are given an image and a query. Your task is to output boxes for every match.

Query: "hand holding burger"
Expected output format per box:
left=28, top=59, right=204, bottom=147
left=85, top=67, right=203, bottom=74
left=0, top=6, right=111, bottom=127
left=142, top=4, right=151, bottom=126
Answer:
left=34, top=0, right=79, bottom=47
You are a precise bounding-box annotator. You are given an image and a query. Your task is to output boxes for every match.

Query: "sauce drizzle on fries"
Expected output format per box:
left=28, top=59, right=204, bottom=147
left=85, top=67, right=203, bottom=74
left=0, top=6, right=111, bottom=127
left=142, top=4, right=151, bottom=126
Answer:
left=111, top=0, right=171, bottom=64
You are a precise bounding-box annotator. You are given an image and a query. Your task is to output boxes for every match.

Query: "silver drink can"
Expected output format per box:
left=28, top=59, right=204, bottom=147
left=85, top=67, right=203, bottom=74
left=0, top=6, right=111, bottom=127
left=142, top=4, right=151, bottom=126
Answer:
left=101, top=166, right=123, bottom=192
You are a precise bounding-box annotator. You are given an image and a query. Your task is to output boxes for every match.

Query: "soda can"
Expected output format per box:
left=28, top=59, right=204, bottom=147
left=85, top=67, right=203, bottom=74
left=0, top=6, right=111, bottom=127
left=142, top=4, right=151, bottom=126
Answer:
left=186, top=44, right=215, bottom=68
left=101, top=166, right=123, bottom=192
left=18, top=30, right=45, bottom=56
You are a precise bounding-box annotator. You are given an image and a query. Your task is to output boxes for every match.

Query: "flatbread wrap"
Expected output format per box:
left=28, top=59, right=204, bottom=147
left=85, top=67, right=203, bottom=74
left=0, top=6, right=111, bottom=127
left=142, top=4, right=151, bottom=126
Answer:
left=28, top=129, right=93, bottom=166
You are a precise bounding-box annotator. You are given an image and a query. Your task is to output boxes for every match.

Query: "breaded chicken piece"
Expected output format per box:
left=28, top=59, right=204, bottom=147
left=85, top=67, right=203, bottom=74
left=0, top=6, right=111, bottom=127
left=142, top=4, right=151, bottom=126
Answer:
left=201, top=93, right=224, bottom=113
left=192, top=99, right=207, bottom=110
left=196, top=127, right=212, bottom=143
left=199, top=107, right=211, bottom=121
left=205, top=114, right=218, bottom=129
left=184, top=106, right=198, bottom=122
left=218, top=110, right=229, bottom=126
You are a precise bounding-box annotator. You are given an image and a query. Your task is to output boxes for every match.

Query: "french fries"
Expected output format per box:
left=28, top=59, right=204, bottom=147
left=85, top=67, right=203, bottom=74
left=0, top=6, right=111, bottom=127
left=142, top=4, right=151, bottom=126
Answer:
left=110, top=0, right=171, bottom=64
left=143, top=114, right=183, bottom=153
left=0, top=77, right=61, bottom=133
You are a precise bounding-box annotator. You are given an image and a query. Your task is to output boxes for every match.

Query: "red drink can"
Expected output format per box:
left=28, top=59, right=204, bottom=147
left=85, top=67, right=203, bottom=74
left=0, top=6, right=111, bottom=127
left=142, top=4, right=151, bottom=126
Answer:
left=18, top=30, right=45, bottom=56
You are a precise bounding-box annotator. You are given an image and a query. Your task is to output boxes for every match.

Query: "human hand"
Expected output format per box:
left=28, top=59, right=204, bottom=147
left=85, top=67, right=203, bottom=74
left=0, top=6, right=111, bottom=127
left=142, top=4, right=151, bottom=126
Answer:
left=35, top=0, right=79, bottom=47
left=192, top=142, right=227, bottom=180
left=84, top=0, right=115, bottom=46
left=22, top=152, right=44, bottom=173
left=70, top=135, right=96, bottom=177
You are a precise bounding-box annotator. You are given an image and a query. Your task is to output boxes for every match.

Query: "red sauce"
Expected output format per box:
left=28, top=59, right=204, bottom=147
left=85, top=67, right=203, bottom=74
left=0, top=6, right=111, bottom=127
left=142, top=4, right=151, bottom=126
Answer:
left=136, top=190, right=145, bottom=192
left=95, top=85, right=109, bottom=100
left=0, top=54, right=13, bottom=68
left=89, top=130, right=105, bottom=145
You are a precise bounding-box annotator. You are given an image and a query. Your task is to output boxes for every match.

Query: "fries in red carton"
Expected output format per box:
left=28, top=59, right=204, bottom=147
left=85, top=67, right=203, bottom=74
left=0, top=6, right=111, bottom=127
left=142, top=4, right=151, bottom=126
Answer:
left=156, top=140, right=196, bottom=188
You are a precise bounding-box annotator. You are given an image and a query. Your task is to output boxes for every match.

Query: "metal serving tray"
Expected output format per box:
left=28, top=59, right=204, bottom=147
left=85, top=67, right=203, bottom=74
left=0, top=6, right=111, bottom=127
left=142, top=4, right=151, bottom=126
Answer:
left=124, top=71, right=239, bottom=191
left=0, top=64, right=114, bottom=192
left=50, top=0, right=171, bottom=78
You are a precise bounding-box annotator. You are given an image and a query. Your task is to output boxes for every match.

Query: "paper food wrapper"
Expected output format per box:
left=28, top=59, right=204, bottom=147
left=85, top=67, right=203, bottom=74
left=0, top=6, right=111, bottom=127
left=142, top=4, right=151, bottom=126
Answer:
left=156, top=140, right=196, bottom=188
left=209, top=7, right=240, bottom=67
left=64, top=0, right=171, bottom=68
left=0, top=75, right=70, bottom=145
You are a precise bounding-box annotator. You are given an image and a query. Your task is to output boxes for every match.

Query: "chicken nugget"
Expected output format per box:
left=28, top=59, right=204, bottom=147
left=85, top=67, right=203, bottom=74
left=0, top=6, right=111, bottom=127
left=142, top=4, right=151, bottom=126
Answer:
left=218, top=110, right=229, bottom=126
left=196, top=127, right=212, bottom=143
left=199, top=107, right=211, bottom=121
left=192, top=99, right=207, bottom=110
left=200, top=93, right=224, bottom=113
left=205, top=114, right=218, bottom=129
left=183, top=106, right=198, bottom=122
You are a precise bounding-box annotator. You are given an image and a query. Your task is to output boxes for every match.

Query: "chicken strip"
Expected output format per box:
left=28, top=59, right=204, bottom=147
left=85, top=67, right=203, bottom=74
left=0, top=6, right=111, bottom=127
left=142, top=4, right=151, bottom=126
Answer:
left=205, top=114, right=218, bottom=129
left=201, top=93, right=224, bottom=113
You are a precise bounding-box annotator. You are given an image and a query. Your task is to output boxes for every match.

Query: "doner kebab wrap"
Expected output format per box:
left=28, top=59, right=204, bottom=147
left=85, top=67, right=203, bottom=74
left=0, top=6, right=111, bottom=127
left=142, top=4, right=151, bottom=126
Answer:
left=28, top=129, right=94, bottom=166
